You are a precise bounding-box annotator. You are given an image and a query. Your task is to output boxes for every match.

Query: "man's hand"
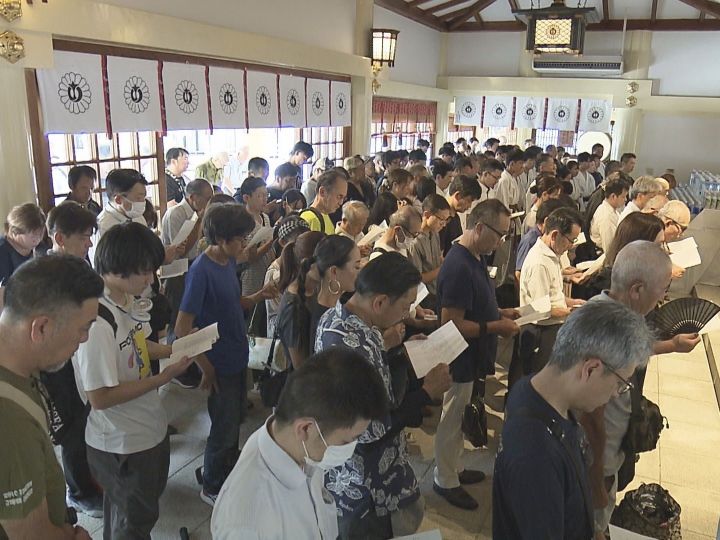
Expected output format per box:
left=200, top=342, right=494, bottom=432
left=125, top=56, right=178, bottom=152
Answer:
left=415, top=306, right=435, bottom=320
left=245, top=244, right=259, bottom=262
left=164, top=244, right=180, bottom=263
left=407, top=333, right=427, bottom=342
left=160, top=356, right=193, bottom=384
left=422, top=363, right=452, bottom=400
left=672, top=333, right=701, bottom=353
left=499, top=308, right=520, bottom=320
left=263, top=200, right=280, bottom=215
left=567, top=298, right=586, bottom=308
left=383, top=323, right=405, bottom=349
left=671, top=265, right=685, bottom=279
left=487, top=318, right=520, bottom=338
left=255, top=280, right=279, bottom=301
left=569, top=272, right=591, bottom=285
left=359, top=244, right=372, bottom=258
left=199, top=362, right=219, bottom=393
left=176, top=240, right=188, bottom=257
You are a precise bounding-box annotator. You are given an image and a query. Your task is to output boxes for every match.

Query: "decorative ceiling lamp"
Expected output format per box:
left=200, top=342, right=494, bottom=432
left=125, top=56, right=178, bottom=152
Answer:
left=370, top=28, right=398, bottom=95
left=0, top=0, right=22, bottom=22
left=512, top=0, right=599, bottom=55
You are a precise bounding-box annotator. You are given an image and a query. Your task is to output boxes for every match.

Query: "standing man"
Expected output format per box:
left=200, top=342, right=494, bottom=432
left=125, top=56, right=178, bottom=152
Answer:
left=495, top=149, right=525, bottom=212
left=590, top=175, right=631, bottom=253
left=439, top=176, right=482, bottom=256
left=409, top=194, right=451, bottom=306
left=572, top=153, right=597, bottom=211
left=196, top=152, right=230, bottom=189
left=620, top=153, right=637, bottom=176
left=592, top=143, right=606, bottom=180
left=65, top=166, right=102, bottom=216
left=165, top=147, right=190, bottom=207
left=299, top=170, right=348, bottom=234
left=433, top=200, right=520, bottom=510
left=493, top=301, right=654, bottom=540
left=0, top=255, right=103, bottom=539
left=430, top=159, right=454, bottom=196
left=618, top=176, right=662, bottom=222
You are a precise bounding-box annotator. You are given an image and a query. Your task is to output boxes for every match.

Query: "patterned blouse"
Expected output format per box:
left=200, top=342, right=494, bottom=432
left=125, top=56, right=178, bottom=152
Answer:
left=314, top=301, right=420, bottom=518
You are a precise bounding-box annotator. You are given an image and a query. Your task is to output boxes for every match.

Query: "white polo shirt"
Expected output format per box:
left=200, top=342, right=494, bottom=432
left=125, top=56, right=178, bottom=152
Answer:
left=618, top=200, right=641, bottom=223
left=590, top=199, right=621, bottom=253
left=496, top=169, right=520, bottom=209
left=519, top=237, right=566, bottom=312
left=161, top=197, right=199, bottom=259
left=572, top=170, right=595, bottom=211
left=211, top=417, right=339, bottom=540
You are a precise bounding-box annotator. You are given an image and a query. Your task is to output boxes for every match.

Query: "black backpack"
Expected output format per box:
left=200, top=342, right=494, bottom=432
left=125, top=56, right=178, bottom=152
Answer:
left=303, top=207, right=326, bottom=233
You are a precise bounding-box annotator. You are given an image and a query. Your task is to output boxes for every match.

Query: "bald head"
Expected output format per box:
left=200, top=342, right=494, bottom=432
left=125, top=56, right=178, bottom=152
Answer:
left=611, top=240, right=672, bottom=314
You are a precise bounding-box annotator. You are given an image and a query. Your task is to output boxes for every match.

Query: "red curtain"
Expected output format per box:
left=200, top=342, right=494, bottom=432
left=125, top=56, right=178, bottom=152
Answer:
left=372, top=97, right=437, bottom=130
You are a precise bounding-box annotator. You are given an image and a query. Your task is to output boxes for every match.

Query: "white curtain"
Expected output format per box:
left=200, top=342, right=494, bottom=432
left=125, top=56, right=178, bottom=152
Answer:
left=106, top=56, right=162, bottom=133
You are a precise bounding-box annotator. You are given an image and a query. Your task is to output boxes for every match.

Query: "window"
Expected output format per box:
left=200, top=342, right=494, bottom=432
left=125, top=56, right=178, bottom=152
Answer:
left=47, top=131, right=162, bottom=209
left=533, top=129, right=581, bottom=154
left=301, top=126, right=347, bottom=179
left=370, top=97, right=436, bottom=156
left=446, top=116, right=475, bottom=147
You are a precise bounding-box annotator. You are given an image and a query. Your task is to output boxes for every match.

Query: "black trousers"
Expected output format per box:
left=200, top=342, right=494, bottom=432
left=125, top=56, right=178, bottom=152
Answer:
left=61, top=409, right=99, bottom=501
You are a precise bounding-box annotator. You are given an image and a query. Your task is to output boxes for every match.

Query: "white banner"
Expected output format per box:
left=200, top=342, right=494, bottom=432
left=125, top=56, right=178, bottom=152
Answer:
left=306, top=78, right=331, bottom=127
left=578, top=99, right=612, bottom=133
left=246, top=71, right=279, bottom=128
left=546, top=97, right=578, bottom=130
left=330, top=81, right=352, bottom=127
left=106, top=57, right=162, bottom=133
left=37, top=51, right=107, bottom=134
left=483, top=96, right=514, bottom=128
left=454, top=96, right=483, bottom=126
left=162, top=63, right=209, bottom=131
left=278, top=75, right=306, bottom=128
left=209, top=66, right=246, bottom=130
left=514, top=96, right=545, bottom=129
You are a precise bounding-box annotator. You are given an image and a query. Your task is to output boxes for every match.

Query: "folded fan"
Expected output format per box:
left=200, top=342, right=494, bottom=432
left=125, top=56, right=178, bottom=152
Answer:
left=649, top=297, right=720, bottom=339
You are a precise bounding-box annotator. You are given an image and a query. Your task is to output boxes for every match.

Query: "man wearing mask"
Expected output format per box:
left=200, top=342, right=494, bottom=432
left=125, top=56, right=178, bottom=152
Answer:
left=370, top=205, right=422, bottom=260
left=211, top=348, right=389, bottom=539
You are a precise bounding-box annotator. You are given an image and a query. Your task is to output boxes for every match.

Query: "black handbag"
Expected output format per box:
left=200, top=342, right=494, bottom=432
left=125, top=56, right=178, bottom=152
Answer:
left=462, top=379, right=488, bottom=448
left=257, top=331, right=288, bottom=408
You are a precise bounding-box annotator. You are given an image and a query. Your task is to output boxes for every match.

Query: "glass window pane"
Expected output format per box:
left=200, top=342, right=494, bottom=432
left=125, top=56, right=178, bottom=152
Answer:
left=99, top=161, right=118, bottom=190
left=52, top=166, right=70, bottom=197
left=73, top=134, right=93, bottom=162
left=138, top=131, right=155, bottom=156
left=120, top=159, right=139, bottom=171
left=49, top=134, right=69, bottom=164
left=97, top=133, right=114, bottom=160
left=140, top=158, right=158, bottom=183
left=118, top=133, right=134, bottom=158
left=145, top=183, right=159, bottom=207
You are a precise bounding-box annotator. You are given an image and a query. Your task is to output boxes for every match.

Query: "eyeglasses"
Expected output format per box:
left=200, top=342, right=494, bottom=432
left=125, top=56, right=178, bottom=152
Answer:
left=401, top=226, right=420, bottom=239
left=601, top=360, right=634, bottom=395
left=481, top=221, right=509, bottom=243
left=562, top=232, right=579, bottom=245
left=432, top=214, right=450, bottom=224
left=666, top=217, right=687, bottom=233
left=486, top=172, right=502, bottom=182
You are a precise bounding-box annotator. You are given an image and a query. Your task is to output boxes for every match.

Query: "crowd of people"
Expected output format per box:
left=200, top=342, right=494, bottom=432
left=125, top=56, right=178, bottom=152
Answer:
left=0, top=135, right=701, bottom=540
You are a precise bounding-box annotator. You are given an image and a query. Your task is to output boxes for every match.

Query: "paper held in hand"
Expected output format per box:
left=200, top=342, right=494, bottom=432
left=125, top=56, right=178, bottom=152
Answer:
left=172, top=217, right=197, bottom=246
left=404, top=321, right=468, bottom=378
left=392, top=530, right=442, bottom=540
left=510, top=211, right=525, bottom=220
left=515, top=295, right=552, bottom=326
left=169, top=323, right=219, bottom=363
left=410, top=283, right=429, bottom=313
left=666, top=236, right=701, bottom=269
left=248, top=225, right=273, bottom=247
left=608, top=524, right=655, bottom=540
left=358, top=223, right=387, bottom=247
left=575, top=232, right=587, bottom=245
left=159, top=258, right=189, bottom=279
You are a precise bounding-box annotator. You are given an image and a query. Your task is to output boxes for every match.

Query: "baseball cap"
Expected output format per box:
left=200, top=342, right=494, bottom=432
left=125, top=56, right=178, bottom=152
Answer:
left=659, top=200, right=691, bottom=228
left=344, top=156, right=364, bottom=171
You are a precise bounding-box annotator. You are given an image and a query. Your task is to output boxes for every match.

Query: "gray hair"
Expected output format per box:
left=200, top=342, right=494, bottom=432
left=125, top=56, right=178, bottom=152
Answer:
left=389, top=205, right=422, bottom=230
left=342, top=200, right=369, bottom=223
left=630, top=176, right=663, bottom=200
left=549, top=301, right=654, bottom=372
left=611, top=240, right=671, bottom=293
left=466, top=198, right=510, bottom=229
left=186, top=178, right=213, bottom=197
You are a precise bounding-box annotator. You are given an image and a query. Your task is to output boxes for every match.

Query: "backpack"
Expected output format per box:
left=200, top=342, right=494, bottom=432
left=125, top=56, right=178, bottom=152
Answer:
left=303, top=207, right=326, bottom=233
left=611, top=483, right=681, bottom=540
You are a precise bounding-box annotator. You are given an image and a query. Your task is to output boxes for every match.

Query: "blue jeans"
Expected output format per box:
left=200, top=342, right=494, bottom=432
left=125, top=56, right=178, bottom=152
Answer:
left=202, top=370, right=247, bottom=495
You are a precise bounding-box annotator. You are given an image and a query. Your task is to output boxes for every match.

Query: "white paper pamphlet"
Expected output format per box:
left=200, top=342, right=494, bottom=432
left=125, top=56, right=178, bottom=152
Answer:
left=700, top=312, right=720, bottom=335
left=159, top=258, right=189, bottom=279
left=170, top=323, right=219, bottom=362
left=358, top=223, right=387, bottom=247
left=249, top=225, right=273, bottom=247
left=515, top=295, right=552, bottom=326
left=575, top=232, right=587, bottom=245
left=510, top=211, right=525, bottom=220
left=609, top=524, right=655, bottom=540
left=667, top=236, right=701, bottom=269
left=410, top=282, right=429, bottom=313
left=404, top=321, right=467, bottom=378
left=172, top=217, right=197, bottom=246
left=392, top=530, right=442, bottom=540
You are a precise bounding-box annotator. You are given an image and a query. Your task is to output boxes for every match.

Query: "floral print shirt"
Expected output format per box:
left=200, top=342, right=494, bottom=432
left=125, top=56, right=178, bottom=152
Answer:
left=314, top=301, right=420, bottom=518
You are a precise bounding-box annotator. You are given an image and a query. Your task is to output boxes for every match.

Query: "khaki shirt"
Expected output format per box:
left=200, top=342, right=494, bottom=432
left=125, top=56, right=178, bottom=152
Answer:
left=0, top=366, right=66, bottom=538
left=195, top=160, right=224, bottom=186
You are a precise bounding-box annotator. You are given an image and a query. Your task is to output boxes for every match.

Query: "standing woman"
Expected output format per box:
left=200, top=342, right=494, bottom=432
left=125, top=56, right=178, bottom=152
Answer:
left=522, top=175, right=562, bottom=234
left=239, top=176, right=277, bottom=336
left=381, top=169, right=415, bottom=202
left=0, top=203, right=46, bottom=298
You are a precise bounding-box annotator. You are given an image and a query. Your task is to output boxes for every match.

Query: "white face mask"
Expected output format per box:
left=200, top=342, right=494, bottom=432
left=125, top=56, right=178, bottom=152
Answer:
left=122, top=197, right=146, bottom=219
left=302, top=421, right=358, bottom=470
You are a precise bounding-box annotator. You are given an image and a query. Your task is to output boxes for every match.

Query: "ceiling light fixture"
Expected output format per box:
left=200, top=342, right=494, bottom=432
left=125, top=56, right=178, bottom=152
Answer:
left=513, top=0, right=599, bottom=55
left=370, top=28, right=399, bottom=95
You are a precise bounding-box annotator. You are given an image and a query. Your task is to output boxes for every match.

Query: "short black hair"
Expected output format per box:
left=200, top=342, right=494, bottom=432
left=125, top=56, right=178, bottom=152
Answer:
left=239, top=176, right=267, bottom=198
left=248, top=157, right=269, bottom=176
left=523, top=146, right=542, bottom=161
left=453, top=156, right=473, bottom=172
left=282, top=188, right=306, bottom=207
left=415, top=176, right=437, bottom=203
left=382, top=150, right=400, bottom=168
left=448, top=175, right=482, bottom=200
left=355, top=251, right=421, bottom=301
left=275, top=162, right=301, bottom=179
left=417, top=138, right=430, bottom=148
left=430, top=159, right=452, bottom=180
left=438, top=146, right=456, bottom=158
left=422, top=193, right=451, bottom=214
left=506, top=149, right=525, bottom=165
left=481, top=158, right=504, bottom=174
left=408, top=149, right=427, bottom=162
left=469, top=137, right=479, bottom=144
left=2, top=254, right=104, bottom=319
left=577, top=152, right=592, bottom=164
left=186, top=178, right=213, bottom=197
left=94, top=222, right=165, bottom=277
left=291, top=141, right=314, bottom=159
left=317, top=170, right=347, bottom=193
left=203, top=203, right=255, bottom=245
left=621, top=153, right=637, bottom=163
left=46, top=201, right=97, bottom=236
left=165, top=147, right=189, bottom=163
left=604, top=175, right=632, bottom=198
left=105, top=169, right=148, bottom=198
left=592, top=143, right=605, bottom=152
left=544, top=207, right=583, bottom=236
left=275, top=347, right=389, bottom=433
left=484, top=137, right=500, bottom=148
left=536, top=198, right=566, bottom=224
left=68, top=165, right=96, bottom=190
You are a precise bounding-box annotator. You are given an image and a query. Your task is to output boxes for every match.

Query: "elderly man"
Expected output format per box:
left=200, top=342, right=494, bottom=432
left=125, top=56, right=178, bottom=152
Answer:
left=579, top=241, right=700, bottom=537
left=195, top=152, right=230, bottom=189
left=619, top=176, right=663, bottom=222
left=658, top=200, right=691, bottom=243
left=336, top=200, right=371, bottom=256
left=370, top=205, right=422, bottom=260
left=494, top=300, right=655, bottom=540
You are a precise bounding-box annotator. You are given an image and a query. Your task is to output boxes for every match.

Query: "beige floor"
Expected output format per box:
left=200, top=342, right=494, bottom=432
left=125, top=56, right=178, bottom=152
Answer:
left=71, top=334, right=720, bottom=539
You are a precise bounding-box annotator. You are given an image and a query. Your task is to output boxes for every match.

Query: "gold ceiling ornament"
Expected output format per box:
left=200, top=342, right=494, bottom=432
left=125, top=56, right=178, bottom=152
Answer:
left=625, top=95, right=637, bottom=108
left=0, top=0, right=22, bottom=22
left=626, top=82, right=639, bottom=94
left=0, top=30, right=25, bottom=63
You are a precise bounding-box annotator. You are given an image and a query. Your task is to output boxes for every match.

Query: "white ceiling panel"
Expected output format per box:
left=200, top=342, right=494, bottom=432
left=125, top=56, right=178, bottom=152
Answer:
left=480, top=0, right=515, bottom=22
left=657, top=0, right=701, bottom=19
left=433, top=0, right=477, bottom=18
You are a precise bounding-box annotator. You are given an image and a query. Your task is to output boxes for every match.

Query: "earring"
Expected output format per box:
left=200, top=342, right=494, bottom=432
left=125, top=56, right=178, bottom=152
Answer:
left=327, top=279, right=342, bottom=295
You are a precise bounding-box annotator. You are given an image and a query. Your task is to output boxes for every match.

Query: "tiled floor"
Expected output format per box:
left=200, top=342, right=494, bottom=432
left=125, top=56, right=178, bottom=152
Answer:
left=71, top=333, right=720, bottom=539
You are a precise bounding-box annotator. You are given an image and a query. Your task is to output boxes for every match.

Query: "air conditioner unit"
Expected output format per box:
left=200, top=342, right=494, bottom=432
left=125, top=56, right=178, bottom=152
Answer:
left=532, top=54, right=623, bottom=76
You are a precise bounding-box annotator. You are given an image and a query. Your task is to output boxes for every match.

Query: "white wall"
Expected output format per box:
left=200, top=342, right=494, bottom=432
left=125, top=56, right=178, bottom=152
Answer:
left=93, top=0, right=357, bottom=55
left=446, top=32, right=523, bottom=77
left=373, top=6, right=441, bottom=88
left=637, top=112, right=720, bottom=183
left=648, top=32, right=720, bottom=97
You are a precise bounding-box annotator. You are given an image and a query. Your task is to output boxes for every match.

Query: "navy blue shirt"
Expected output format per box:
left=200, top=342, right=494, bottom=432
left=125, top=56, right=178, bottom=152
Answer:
left=0, top=236, right=32, bottom=285
left=516, top=226, right=542, bottom=272
left=437, top=243, right=499, bottom=382
left=179, top=253, right=248, bottom=376
left=493, top=377, right=593, bottom=540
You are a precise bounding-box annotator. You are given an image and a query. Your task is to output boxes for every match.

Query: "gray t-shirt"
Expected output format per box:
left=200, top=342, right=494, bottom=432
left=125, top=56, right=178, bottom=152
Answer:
left=408, top=230, right=443, bottom=296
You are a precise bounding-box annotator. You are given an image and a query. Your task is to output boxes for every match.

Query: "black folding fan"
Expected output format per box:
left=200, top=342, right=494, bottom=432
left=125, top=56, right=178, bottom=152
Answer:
left=649, top=298, right=720, bottom=339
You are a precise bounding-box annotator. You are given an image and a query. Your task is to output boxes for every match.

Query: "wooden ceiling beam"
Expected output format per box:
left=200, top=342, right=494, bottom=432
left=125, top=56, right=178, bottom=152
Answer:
left=602, top=0, right=610, bottom=22
left=677, top=0, right=720, bottom=19
left=374, top=0, right=447, bottom=30
left=406, top=0, right=435, bottom=7
left=507, top=0, right=518, bottom=10
left=651, top=0, right=659, bottom=23
left=427, top=0, right=474, bottom=14
left=447, top=0, right=497, bottom=30
left=453, top=18, right=720, bottom=31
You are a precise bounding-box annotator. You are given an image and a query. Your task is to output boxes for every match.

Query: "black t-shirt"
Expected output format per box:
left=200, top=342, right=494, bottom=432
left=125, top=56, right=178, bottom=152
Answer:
left=165, top=172, right=186, bottom=204
left=0, top=236, right=32, bottom=285
left=438, top=214, right=462, bottom=256
left=436, top=244, right=499, bottom=382
left=276, top=291, right=314, bottom=362
left=493, top=377, right=593, bottom=540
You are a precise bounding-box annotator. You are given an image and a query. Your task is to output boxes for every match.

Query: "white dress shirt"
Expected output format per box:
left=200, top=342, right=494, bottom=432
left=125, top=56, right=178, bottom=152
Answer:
left=517, top=169, right=536, bottom=211
left=618, top=200, right=641, bottom=223
left=572, top=170, right=595, bottom=211
left=590, top=199, right=621, bottom=253
left=91, top=204, right=147, bottom=265
left=495, top=169, right=520, bottom=209
left=519, top=237, right=566, bottom=311
left=161, top=197, right=199, bottom=259
left=211, top=418, right=339, bottom=540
